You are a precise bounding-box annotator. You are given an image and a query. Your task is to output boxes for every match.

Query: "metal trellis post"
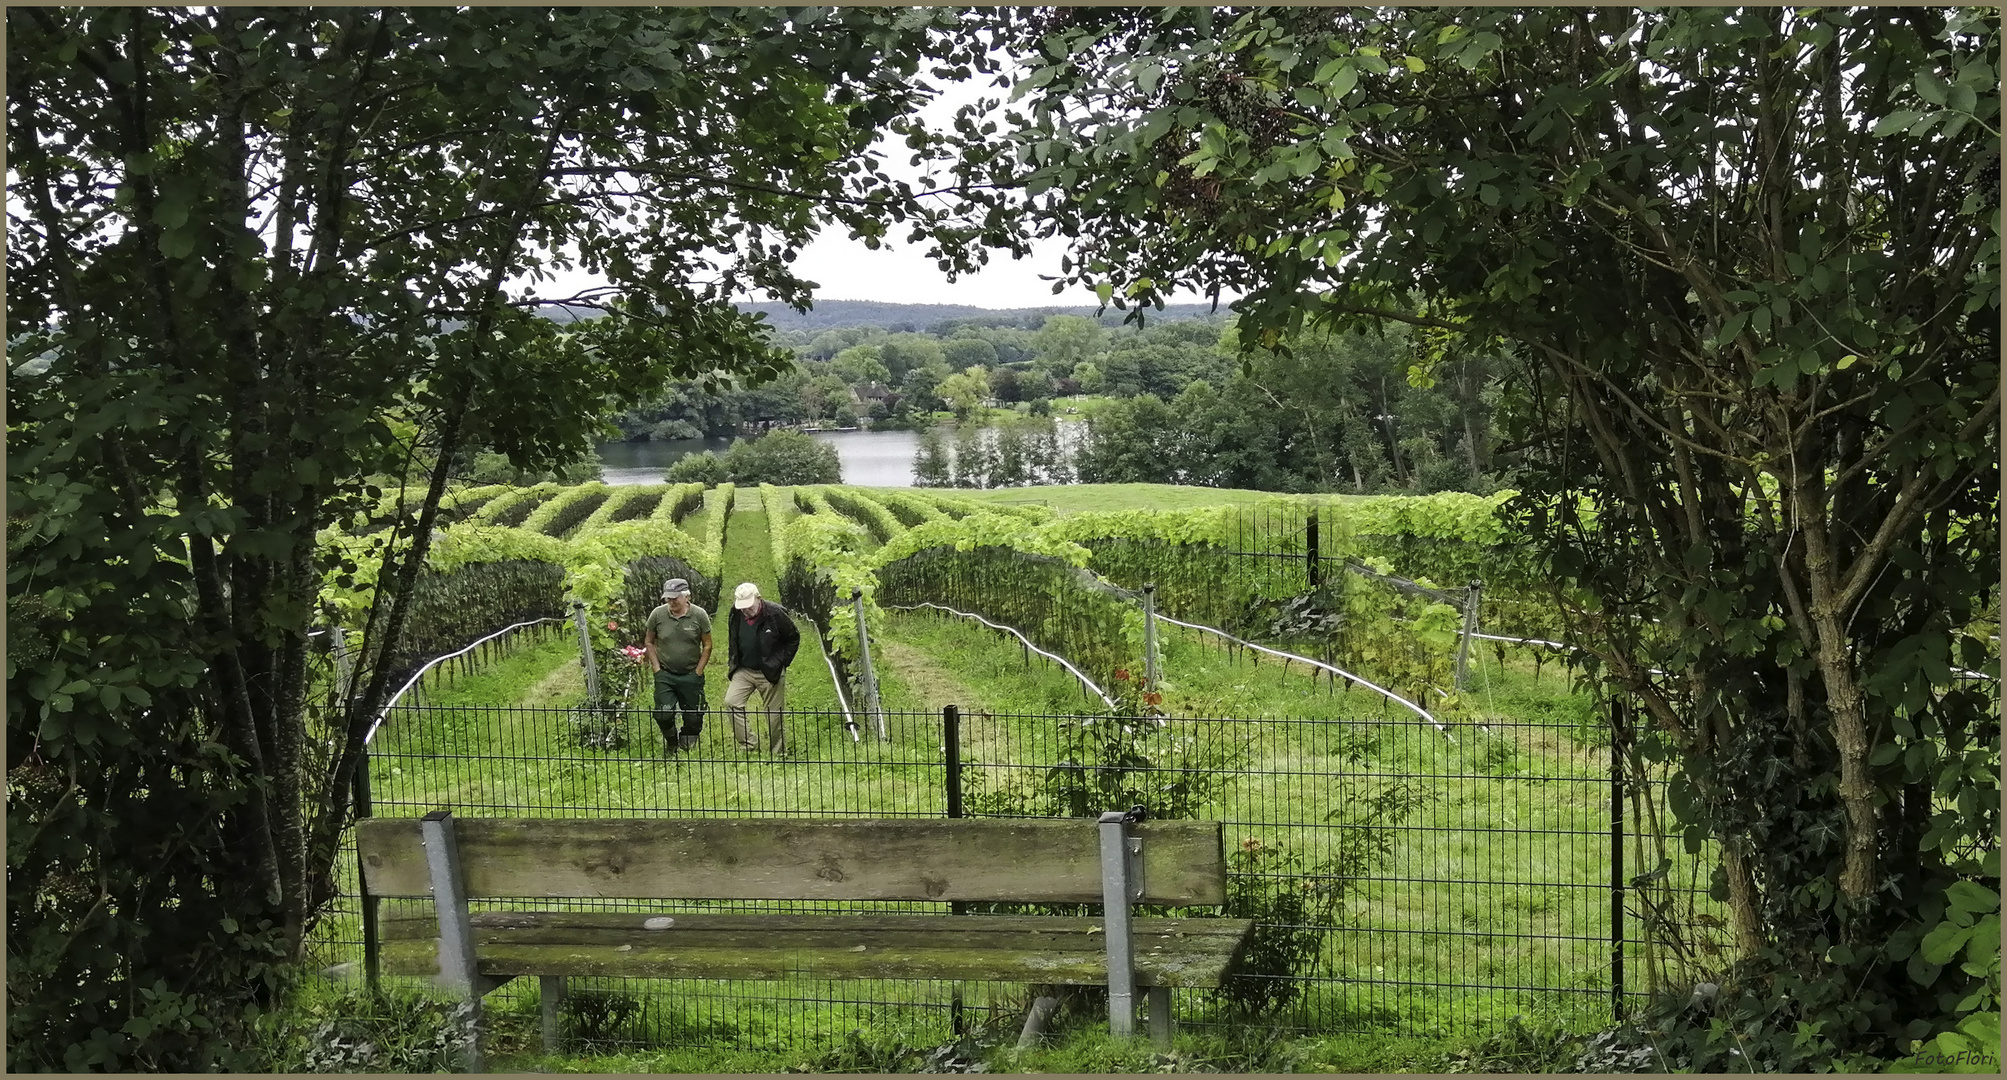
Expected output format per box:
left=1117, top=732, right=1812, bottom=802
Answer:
left=1306, top=511, right=1321, bottom=591
left=1454, top=579, right=1482, bottom=691
left=1142, top=583, right=1159, bottom=690
left=331, top=625, right=354, bottom=701
left=572, top=601, right=599, bottom=703
left=853, top=588, right=886, bottom=740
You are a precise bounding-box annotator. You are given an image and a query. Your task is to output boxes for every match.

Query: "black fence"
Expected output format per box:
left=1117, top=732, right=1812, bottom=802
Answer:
left=310, top=694, right=1723, bottom=1051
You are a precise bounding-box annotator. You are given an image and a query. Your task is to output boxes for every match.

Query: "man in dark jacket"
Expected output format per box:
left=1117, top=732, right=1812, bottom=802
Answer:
left=722, top=581, right=801, bottom=754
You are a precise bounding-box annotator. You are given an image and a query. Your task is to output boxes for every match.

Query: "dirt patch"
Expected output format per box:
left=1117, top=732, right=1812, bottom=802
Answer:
left=876, top=637, right=977, bottom=715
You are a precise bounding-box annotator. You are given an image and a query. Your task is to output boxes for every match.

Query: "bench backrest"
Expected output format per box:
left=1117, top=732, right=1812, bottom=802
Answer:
left=357, top=817, right=1227, bottom=906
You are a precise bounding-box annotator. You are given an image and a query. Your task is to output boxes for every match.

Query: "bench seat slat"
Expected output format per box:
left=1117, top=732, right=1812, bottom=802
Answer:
left=357, top=818, right=1226, bottom=906
left=379, top=911, right=1257, bottom=940
left=378, top=914, right=1254, bottom=989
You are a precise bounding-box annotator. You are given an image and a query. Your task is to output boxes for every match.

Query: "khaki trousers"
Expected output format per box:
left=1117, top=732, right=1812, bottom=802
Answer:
left=723, top=668, right=786, bottom=753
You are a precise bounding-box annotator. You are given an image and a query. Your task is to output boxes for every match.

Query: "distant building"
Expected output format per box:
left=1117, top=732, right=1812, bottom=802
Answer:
left=849, top=381, right=893, bottom=407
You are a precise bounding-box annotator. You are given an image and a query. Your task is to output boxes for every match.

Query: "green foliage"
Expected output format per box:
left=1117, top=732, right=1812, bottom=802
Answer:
left=1216, top=778, right=1434, bottom=1016
left=911, top=427, right=953, bottom=488
left=821, top=487, right=904, bottom=545
left=700, top=485, right=735, bottom=583
left=775, top=486, right=881, bottom=679
left=657, top=482, right=707, bottom=527
left=966, top=685, right=1248, bottom=822
left=439, top=484, right=513, bottom=525
left=937, top=365, right=992, bottom=421
left=878, top=489, right=950, bottom=528
left=665, top=451, right=730, bottom=486
left=559, top=988, right=643, bottom=1049
left=716, top=430, right=842, bottom=486
left=574, top=484, right=665, bottom=532
left=471, top=482, right=566, bottom=527
left=876, top=543, right=1145, bottom=688
left=960, top=7, right=2002, bottom=1058
left=8, top=5, right=1009, bottom=1063
left=246, top=986, right=484, bottom=1073
left=565, top=705, right=631, bottom=751
left=519, top=482, right=612, bottom=538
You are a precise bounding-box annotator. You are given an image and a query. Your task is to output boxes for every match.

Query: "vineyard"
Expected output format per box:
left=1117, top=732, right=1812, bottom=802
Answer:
left=309, top=479, right=1752, bottom=1053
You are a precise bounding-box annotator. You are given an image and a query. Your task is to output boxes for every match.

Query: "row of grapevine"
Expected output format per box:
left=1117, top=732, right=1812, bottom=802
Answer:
left=573, top=484, right=665, bottom=533
left=853, top=492, right=1557, bottom=708
left=469, top=481, right=565, bottom=528
left=519, top=481, right=612, bottom=538
left=319, top=483, right=724, bottom=696
left=875, top=490, right=949, bottom=528
left=653, top=482, right=707, bottom=526
left=818, top=487, right=903, bottom=545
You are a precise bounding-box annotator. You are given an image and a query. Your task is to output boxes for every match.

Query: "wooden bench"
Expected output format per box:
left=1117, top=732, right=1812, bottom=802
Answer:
left=356, top=811, right=1254, bottom=1065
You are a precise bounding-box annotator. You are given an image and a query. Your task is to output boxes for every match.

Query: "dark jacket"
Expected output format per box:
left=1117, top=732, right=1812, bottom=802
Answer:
left=727, top=600, right=801, bottom=683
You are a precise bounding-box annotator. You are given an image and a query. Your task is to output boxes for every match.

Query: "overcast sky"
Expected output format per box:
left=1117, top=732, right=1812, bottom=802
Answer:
left=524, top=65, right=1227, bottom=312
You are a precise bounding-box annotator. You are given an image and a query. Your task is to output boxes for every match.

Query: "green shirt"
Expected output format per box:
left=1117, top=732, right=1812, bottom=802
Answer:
left=646, top=603, right=711, bottom=673
left=733, top=608, right=765, bottom=671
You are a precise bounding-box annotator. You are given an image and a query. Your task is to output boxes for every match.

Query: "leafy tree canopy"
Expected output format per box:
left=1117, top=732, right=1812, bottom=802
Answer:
left=953, top=4, right=2001, bottom=1065
left=5, top=6, right=1000, bottom=1068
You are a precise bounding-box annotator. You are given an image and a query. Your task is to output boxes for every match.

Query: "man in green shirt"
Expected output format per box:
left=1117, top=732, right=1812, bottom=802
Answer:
left=645, top=577, right=712, bottom=755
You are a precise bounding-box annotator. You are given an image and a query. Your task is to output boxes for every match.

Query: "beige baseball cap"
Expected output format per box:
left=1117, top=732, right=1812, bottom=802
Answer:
left=733, top=582, right=761, bottom=609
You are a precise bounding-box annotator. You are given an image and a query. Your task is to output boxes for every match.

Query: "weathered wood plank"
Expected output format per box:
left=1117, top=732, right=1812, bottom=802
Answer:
left=377, top=917, right=1253, bottom=987
left=357, top=818, right=1226, bottom=905
left=379, top=911, right=1256, bottom=943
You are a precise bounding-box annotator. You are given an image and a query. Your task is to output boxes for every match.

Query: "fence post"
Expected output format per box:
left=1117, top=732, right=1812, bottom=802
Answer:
left=1454, top=579, right=1482, bottom=691
left=944, top=705, right=966, bottom=1033
left=1141, top=584, right=1160, bottom=690
left=853, top=588, right=886, bottom=740
left=571, top=601, right=599, bottom=703
left=1305, top=511, right=1321, bottom=591
left=331, top=625, right=354, bottom=700
left=353, top=696, right=380, bottom=993
left=1611, top=696, right=1627, bottom=1023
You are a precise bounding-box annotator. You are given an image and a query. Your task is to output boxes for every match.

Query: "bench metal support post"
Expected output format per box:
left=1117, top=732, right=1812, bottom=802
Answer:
left=540, top=975, right=566, bottom=1055
left=1098, top=810, right=1144, bottom=1038
left=421, top=810, right=511, bottom=1071
left=1148, top=985, right=1172, bottom=1050
left=353, top=704, right=380, bottom=993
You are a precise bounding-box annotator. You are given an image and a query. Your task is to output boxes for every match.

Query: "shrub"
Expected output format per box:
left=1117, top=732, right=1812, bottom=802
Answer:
left=248, top=987, right=488, bottom=1073
left=721, top=430, right=842, bottom=486
left=665, top=451, right=728, bottom=485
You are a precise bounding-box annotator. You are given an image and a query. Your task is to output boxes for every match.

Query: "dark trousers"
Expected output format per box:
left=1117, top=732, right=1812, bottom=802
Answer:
left=652, top=668, right=706, bottom=743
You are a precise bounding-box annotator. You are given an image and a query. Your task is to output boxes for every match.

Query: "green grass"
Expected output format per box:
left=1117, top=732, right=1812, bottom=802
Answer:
left=674, top=487, right=718, bottom=541
left=707, top=497, right=844, bottom=717
left=867, top=607, right=1622, bottom=1039
left=401, top=626, right=580, bottom=710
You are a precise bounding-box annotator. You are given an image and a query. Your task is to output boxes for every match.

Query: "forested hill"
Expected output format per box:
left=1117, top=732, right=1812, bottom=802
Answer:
left=735, top=299, right=1227, bottom=332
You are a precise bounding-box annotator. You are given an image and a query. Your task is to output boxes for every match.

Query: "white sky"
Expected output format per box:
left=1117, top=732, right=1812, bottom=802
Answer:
left=524, top=65, right=1226, bottom=312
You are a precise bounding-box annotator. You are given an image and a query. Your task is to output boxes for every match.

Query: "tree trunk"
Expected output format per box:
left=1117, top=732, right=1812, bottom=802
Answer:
left=1794, top=484, right=1880, bottom=902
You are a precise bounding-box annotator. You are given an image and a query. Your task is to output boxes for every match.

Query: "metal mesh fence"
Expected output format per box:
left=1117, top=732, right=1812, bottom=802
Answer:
left=311, top=694, right=1722, bottom=1050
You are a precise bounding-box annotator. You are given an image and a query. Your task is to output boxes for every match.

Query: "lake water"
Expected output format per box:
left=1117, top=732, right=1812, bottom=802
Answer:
left=596, top=429, right=923, bottom=487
